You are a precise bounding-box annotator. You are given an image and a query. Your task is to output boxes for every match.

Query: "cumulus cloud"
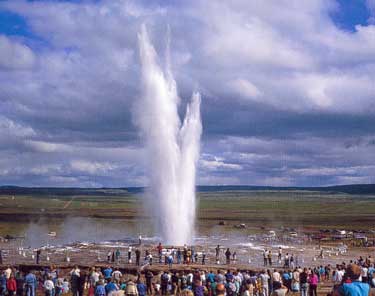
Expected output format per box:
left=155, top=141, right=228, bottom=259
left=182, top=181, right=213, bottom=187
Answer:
left=0, top=0, right=374, bottom=186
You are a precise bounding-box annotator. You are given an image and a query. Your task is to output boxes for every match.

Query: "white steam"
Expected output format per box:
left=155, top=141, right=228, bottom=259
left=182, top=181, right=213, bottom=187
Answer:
left=136, top=25, right=202, bottom=245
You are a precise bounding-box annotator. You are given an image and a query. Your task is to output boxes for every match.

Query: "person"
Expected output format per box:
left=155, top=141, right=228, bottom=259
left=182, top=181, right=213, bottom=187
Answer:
left=7, top=274, right=17, bottom=296
left=168, top=253, right=173, bottom=268
left=4, top=266, right=12, bottom=280
left=171, top=272, right=179, bottom=295
left=112, top=268, right=122, bottom=282
left=272, top=270, right=281, bottom=286
left=216, top=245, right=220, bottom=262
left=243, top=281, right=254, bottom=296
left=263, top=250, right=268, bottom=266
left=103, top=266, right=112, bottom=280
left=78, top=271, right=86, bottom=296
left=125, top=279, right=138, bottom=296
left=161, top=271, right=169, bottom=295
left=115, top=249, right=120, bottom=263
left=333, top=264, right=370, bottom=296
left=36, top=249, right=41, bottom=264
left=15, top=271, right=25, bottom=296
left=202, top=252, right=206, bottom=265
left=271, top=282, right=288, bottom=296
left=135, top=249, right=141, bottom=266
left=0, top=250, right=2, bottom=265
left=145, top=270, right=153, bottom=295
left=225, top=248, right=231, bottom=265
left=94, top=280, right=105, bottom=296
left=268, top=250, right=272, bottom=266
left=260, top=270, right=270, bottom=296
left=193, top=280, right=205, bottom=296
left=157, top=243, right=163, bottom=263
left=105, top=278, right=118, bottom=296
left=278, top=247, right=282, bottom=262
left=44, top=276, right=55, bottom=296
left=308, top=271, right=318, bottom=296
left=128, top=246, right=132, bottom=263
left=216, top=283, right=226, bottom=296
left=0, top=272, right=7, bottom=296
left=70, top=267, right=80, bottom=296
left=136, top=280, right=146, bottom=296
left=107, top=251, right=112, bottom=263
left=62, top=278, right=70, bottom=294
left=177, top=248, right=182, bottom=264
left=292, top=268, right=300, bottom=293
left=25, top=271, right=37, bottom=296
left=55, top=278, right=63, bottom=296
left=284, top=253, right=289, bottom=269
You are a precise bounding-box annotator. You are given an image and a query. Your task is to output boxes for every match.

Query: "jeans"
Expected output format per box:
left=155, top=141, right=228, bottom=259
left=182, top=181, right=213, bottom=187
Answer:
left=262, top=285, right=269, bottom=296
left=25, top=285, right=35, bottom=296
left=300, top=283, right=308, bottom=296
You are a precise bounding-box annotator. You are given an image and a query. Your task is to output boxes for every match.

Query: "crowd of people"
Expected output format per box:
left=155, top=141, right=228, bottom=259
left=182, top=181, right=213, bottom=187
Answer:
left=1, top=254, right=375, bottom=296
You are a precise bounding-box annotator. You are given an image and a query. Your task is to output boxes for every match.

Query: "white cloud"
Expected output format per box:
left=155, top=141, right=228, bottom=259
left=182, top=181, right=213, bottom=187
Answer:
left=25, top=140, right=72, bottom=153
left=0, top=35, right=35, bottom=70
left=200, top=157, right=242, bottom=171
left=229, top=78, right=262, bottom=101
left=0, top=116, right=36, bottom=138
left=70, top=160, right=117, bottom=174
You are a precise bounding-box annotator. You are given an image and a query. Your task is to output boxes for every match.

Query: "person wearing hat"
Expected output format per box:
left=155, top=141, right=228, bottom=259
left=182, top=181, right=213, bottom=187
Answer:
left=333, top=264, right=370, bottom=296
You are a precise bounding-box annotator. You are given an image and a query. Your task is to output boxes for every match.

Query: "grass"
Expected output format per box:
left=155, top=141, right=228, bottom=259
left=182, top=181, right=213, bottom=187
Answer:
left=1, top=190, right=375, bottom=237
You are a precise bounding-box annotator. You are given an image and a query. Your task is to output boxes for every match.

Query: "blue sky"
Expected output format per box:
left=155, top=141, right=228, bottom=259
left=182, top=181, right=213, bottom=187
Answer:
left=0, top=0, right=375, bottom=187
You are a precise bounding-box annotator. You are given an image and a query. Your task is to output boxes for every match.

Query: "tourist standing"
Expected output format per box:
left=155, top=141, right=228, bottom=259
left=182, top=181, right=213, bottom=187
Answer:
left=307, top=271, right=318, bottom=296
left=36, top=249, right=41, bottom=265
left=145, top=271, right=153, bottom=295
left=135, top=248, right=141, bottom=266
left=225, top=248, right=231, bottom=265
left=7, top=274, right=17, bottom=296
left=25, top=271, right=37, bottom=296
left=44, top=276, right=54, bottom=296
left=260, top=270, right=270, bottom=296
left=268, top=250, right=272, bottom=266
left=215, top=245, right=220, bottom=263
left=128, top=246, right=132, bottom=263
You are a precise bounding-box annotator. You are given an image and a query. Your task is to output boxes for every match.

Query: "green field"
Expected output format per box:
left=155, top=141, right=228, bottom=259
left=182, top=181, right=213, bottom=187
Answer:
left=1, top=189, right=375, bottom=237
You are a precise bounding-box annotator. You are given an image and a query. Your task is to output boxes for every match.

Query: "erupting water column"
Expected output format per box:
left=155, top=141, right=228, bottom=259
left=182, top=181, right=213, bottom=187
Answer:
left=136, top=25, right=202, bottom=245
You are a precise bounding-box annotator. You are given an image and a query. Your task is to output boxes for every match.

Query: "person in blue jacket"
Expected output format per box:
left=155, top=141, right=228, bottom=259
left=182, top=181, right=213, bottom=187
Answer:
left=95, top=280, right=105, bottom=296
left=334, top=264, right=370, bottom=296
left=105, top=279, right=118, bottom=295
left=103, top=267, right=113, bottom=281
left=25, top=271, right=37, bottom=296
left=136, top=279, right=146, bottom=296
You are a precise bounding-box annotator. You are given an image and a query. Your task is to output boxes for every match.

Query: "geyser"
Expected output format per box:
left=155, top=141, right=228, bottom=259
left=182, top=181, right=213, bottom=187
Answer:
left=136, top=25, right=202, bottom=245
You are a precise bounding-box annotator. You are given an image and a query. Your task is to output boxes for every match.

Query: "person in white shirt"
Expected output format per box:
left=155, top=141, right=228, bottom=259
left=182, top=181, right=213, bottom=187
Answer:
left=4, top=266, right=12, bottom=279
left=272, top=269, right=281, bottom=283
left=112, top=268, right=122, bottom=281
left=70, top=266, right=80, bottom=277
left=44, top=276, right=55, bottom=296
left=260, top=270, right=270, bottom=296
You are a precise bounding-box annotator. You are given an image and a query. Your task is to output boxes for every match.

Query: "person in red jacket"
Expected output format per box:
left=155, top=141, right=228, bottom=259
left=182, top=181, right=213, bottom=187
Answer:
left=7, top=274, right=17, bottom=296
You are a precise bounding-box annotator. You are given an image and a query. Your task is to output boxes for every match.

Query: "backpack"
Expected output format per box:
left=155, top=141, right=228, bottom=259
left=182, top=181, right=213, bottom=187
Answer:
left=227, top=282, right=237, bottom=296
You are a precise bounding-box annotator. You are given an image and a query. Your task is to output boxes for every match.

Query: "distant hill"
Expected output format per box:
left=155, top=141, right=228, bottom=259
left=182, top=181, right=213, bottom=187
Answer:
left=0, top=184, right=375, bottom=196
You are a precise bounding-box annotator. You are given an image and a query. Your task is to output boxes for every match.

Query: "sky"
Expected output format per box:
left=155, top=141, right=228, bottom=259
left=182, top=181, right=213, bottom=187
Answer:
left=0, top=0, right=375, bottom=187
